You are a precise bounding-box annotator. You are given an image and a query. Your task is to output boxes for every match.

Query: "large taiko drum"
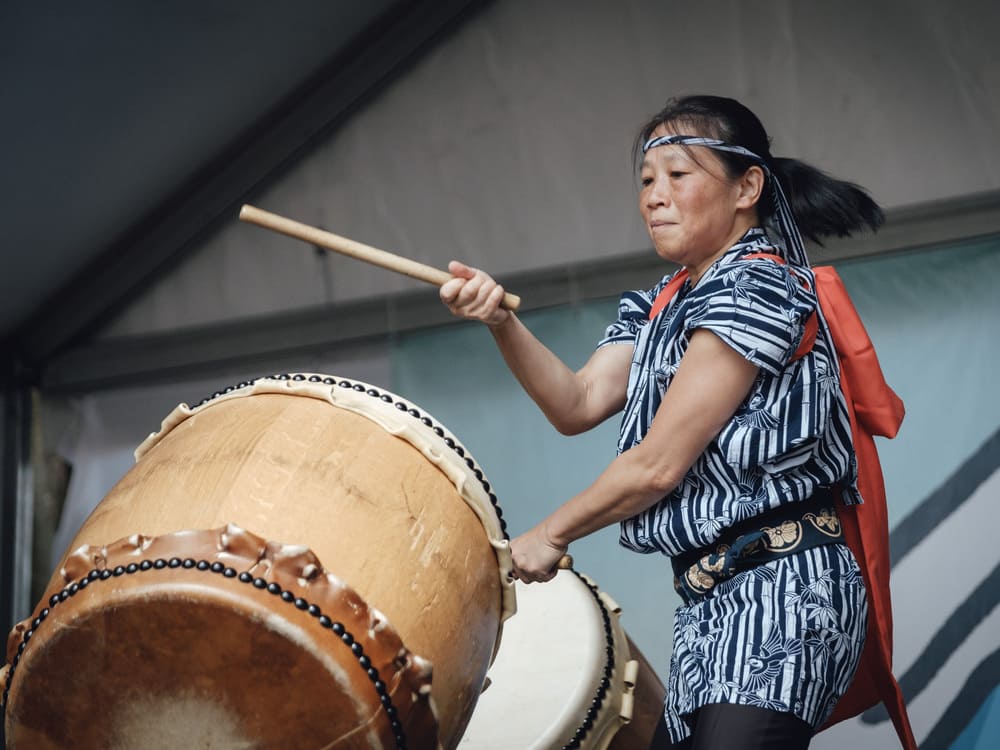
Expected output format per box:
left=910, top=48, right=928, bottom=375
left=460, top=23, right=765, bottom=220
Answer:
left=1, top=374, right=516, bottom=749
left=459, top=570, right=665, bottom=750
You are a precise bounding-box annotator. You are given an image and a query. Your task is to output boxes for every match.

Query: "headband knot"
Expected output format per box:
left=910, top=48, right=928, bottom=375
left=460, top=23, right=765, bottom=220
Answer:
left=642, top=134, right=806, bottom=266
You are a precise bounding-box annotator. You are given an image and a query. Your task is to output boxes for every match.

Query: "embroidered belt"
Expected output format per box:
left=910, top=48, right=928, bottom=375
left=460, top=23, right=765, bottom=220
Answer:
left=670, top=490, right=844, bottom=603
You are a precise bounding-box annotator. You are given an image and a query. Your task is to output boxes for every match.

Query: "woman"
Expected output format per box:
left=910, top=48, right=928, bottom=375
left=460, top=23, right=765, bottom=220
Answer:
left=440, top=95, right=882, bottom=749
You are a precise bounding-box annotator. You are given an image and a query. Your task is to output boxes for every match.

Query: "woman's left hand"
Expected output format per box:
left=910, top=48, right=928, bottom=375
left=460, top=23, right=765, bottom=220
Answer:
left=510, top=525, right=567, bottom=583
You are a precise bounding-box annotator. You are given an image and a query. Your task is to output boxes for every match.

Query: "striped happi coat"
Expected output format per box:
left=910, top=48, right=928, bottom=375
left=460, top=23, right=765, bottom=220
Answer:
left=598, top=227, right=867, bottom=740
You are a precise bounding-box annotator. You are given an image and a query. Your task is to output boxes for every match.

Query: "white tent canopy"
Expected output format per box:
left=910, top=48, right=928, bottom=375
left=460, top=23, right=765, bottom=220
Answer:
left=31, top=0, right=1000, bottom=392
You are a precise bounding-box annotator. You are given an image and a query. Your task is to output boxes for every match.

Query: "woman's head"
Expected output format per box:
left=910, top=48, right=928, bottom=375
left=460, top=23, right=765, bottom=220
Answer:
left=638, top=127, right=764, bottom=277
left=635, top=96, right=776, bottom=216
left=635, top=95, right=884, bottom=255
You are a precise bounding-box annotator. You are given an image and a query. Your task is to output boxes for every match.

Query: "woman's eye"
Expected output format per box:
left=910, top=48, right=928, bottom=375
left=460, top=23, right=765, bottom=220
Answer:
left=640, top=176, right=653, bottom=187
left=670, top=171, right=687, bottom=179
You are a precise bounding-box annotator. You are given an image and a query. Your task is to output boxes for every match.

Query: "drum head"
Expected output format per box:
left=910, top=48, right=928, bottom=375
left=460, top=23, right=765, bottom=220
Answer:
left=2, top=526, right=438, bottom=750
left=460, top=570, right=625, bottom=749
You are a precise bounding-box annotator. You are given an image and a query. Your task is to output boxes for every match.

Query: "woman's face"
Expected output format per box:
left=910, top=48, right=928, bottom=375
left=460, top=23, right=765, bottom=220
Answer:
left=638, top=124, right=757, bottom=277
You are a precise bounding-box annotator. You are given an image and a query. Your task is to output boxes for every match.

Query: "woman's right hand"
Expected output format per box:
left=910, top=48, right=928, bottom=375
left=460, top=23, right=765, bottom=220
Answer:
left=439, top=260, right=510, bottom=327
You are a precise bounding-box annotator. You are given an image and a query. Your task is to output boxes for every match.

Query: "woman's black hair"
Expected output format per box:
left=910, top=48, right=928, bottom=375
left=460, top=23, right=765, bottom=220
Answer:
left=634, top=95, right=883, bottom=244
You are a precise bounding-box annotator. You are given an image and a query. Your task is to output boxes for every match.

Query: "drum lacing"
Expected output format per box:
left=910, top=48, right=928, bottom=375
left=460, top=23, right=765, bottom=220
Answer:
left=193, top=373, right=510, bottom=539
left=562, top=570, right=617, bottom=750
left=0, top=558, right=410, bottom=749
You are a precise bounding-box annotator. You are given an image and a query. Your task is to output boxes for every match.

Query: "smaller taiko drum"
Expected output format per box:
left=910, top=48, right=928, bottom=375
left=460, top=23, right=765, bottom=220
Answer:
left=2, top=374, right=516, bottom=749
left=459, top=569, right=665, bottom=750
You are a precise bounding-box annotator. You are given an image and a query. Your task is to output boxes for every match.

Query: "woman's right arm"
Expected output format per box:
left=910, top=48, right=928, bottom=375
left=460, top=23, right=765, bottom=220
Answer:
left=440, top=261, right=631, bottom=435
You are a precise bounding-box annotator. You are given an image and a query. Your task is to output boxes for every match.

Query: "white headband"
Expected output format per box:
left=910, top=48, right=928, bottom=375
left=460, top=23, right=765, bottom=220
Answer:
left=642, top=134, right=807, bottom=266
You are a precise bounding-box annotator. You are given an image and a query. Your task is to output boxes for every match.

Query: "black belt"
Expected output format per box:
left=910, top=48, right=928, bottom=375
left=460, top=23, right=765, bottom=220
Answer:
left=671, top=489, right=844, bottom=603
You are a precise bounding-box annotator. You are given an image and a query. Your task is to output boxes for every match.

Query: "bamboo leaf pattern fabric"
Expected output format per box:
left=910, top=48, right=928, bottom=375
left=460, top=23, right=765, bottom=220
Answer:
left=597, top=229, right=860, bottom=558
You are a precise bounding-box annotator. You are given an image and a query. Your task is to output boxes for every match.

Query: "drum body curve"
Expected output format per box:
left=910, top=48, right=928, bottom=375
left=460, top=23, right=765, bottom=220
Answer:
left=2, top=375, right=515, bottom=749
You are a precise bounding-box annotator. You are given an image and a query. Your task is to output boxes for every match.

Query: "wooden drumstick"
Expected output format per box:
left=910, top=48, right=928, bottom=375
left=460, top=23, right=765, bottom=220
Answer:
left=239, top=204, right=522, bottom=311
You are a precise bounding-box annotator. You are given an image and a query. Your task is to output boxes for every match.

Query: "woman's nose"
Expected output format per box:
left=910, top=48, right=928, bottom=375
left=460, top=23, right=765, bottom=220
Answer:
left=646, top=177, right=669, bottom=207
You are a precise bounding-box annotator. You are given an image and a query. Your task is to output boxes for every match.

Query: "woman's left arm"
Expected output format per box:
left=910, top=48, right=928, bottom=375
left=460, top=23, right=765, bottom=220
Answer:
left=511, top=328, right=760, bottom=581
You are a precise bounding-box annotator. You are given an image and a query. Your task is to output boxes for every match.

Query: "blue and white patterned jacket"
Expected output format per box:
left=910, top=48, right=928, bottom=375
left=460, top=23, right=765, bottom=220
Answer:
left=598, top=228, right=860, bottom=557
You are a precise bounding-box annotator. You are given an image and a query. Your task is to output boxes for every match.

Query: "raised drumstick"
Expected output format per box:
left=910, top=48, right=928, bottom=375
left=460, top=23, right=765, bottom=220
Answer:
left=239, top=204, right=522, bottom=311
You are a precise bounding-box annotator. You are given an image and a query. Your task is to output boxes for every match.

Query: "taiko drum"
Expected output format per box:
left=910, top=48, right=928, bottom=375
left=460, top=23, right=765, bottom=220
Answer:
left=460, top=569, right=666, bottom=750
left=1, top=374, right=515, bottom=749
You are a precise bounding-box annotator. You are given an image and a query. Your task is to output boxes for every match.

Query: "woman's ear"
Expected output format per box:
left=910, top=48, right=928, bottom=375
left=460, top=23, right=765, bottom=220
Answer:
left=736, top=165, right=765, bottom=209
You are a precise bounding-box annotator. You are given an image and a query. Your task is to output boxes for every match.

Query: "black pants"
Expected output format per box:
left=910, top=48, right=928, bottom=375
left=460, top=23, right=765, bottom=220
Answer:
left=648, top=703, right=813, bottom=750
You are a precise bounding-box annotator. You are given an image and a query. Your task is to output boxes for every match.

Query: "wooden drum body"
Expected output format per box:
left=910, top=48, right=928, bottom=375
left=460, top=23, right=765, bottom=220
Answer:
left=459, top=570, right=665, bottom=750
left=2, top=374, right=515, bottom=749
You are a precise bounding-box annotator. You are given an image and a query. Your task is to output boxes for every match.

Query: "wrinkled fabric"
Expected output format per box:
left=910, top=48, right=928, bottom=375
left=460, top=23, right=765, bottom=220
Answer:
left=598, top=228, right=859, bottom=557
left=596, top=227, right=870, bottom=742
left=666, top=544, right=867, bottom=743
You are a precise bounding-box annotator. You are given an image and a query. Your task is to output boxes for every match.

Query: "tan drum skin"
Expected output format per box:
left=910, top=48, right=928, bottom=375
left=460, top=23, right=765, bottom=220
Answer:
left=1, top=374, right=515, bottom=750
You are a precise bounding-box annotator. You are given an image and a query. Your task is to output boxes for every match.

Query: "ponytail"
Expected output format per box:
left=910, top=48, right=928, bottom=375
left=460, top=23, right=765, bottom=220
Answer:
left=770, top=157, right=884, bottom=244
